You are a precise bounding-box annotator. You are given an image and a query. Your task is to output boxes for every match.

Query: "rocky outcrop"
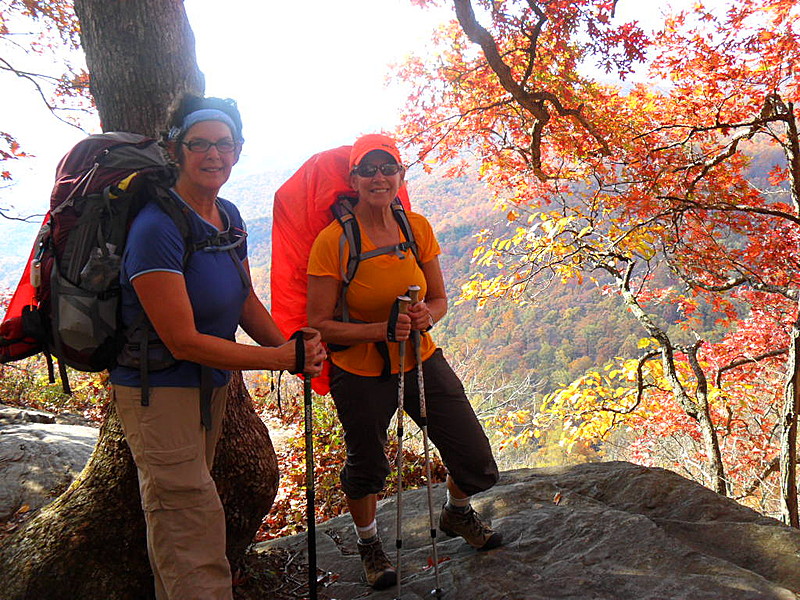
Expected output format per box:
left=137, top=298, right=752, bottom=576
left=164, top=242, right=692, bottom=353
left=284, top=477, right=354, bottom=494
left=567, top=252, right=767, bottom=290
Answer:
left=4, top=403, right=799, bottom=600
left=259, top=462, right=800, bottom=600
left=0, top=405, right=98, bottom=520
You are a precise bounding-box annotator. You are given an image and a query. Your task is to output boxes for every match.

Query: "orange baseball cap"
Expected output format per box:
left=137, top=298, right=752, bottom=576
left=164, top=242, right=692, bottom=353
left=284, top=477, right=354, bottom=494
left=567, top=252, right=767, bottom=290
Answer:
left=349, top=134, right=403, bottom=171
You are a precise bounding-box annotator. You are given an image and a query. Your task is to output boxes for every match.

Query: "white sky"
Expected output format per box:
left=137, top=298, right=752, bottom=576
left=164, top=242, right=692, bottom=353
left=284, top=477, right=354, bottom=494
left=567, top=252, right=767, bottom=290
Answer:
left=0, top=0, right=708, bottom=220
left=186, top=0, right=455, bottom=175
left=0, top=0, right=451, bottom=219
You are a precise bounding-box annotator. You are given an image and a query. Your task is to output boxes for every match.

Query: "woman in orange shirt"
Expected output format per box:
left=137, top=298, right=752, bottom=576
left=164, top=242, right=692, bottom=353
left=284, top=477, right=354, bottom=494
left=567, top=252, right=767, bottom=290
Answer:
left=307, top=134, right=501, bottom=591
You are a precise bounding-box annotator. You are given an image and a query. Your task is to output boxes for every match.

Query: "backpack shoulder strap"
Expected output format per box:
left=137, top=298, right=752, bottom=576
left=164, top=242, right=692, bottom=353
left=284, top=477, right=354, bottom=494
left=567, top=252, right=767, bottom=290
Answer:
left=332, top=195, right=420, bottom=280
left=390, top=197, right=419, bottom=263
left=151, top=187, right=195, bottom=267
left=157, top=191, right=251, bottom=290
left=355, top=198, right=418, bottom=263
left=332, top=196, right=361, bottom=286
left=331, top=196, right=361, bottom=323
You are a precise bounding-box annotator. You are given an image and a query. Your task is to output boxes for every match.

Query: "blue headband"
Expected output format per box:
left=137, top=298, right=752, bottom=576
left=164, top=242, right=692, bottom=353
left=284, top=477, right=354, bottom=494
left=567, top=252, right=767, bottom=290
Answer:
left=168, top=108, right=241, bottom=142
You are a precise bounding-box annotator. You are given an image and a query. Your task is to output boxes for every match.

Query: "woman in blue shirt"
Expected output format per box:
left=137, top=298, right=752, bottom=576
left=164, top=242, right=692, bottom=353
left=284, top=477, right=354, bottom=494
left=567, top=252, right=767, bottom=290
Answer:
left=111, top=94, right=325, bottom=600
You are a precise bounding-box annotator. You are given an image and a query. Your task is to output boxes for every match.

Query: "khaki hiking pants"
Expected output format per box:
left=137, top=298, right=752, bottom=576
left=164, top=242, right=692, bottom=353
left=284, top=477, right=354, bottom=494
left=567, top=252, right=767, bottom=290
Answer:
left=114, top=384, right=231, bottom=600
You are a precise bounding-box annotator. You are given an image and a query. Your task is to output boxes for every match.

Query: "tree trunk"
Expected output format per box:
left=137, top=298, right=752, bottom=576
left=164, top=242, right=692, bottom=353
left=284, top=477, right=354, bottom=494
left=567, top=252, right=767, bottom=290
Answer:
left=697, top=406, right=727, bottom=495
left=0, top=1, right=280, bottom=595
left=73, top=0, right=205, bottom=136
left=615, top=263, right=728, bottom=495
left=685, top=342, right=727, bottom=495
left=214, top=373, right=280, bottom=564
left=780, top=317, right=800, bottom=527
left=0, top=401, right=149, bottom=600
left=779, top=105, right=800, bottom=527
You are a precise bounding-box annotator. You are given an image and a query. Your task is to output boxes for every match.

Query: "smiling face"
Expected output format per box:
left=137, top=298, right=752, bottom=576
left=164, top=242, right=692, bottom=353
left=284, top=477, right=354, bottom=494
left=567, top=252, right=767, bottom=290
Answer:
left=175, top=119, right=238, bottom=195
left=349, top=150, right=405, bottom=210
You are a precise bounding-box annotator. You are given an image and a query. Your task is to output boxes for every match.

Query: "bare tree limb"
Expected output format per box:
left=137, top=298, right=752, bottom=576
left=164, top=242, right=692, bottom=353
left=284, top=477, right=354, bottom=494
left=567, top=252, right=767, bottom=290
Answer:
left=0, top=58, right=87, bottom=131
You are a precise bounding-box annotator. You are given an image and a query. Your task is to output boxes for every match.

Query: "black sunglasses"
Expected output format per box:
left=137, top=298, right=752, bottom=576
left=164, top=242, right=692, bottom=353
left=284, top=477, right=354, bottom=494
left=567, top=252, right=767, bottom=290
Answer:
left=353, top=163, right=402, bottom=178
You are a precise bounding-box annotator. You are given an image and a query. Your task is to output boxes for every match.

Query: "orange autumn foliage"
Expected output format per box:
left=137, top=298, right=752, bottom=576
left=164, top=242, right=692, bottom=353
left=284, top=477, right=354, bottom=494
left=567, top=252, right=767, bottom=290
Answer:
left=397, top=0, right=800, bottom=509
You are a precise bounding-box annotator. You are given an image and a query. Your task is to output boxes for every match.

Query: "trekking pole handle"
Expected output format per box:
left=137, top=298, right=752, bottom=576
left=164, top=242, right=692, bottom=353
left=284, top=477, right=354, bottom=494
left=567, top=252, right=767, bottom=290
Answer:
left=407, top=286, right=423, bottom=346
left=398, top=295, right=411, bottom=312
left=407, top=285, right=433, bottom=333
left=387, top=296, right=411, bottom=343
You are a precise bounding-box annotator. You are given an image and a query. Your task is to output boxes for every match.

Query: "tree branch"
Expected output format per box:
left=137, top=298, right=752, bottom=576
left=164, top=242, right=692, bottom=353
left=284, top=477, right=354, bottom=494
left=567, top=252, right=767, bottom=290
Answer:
left=452, top=0, right=611, bottom=178
left=716, top=348, right=789, bottom=387
left=0, top=58, right=86, bottom=131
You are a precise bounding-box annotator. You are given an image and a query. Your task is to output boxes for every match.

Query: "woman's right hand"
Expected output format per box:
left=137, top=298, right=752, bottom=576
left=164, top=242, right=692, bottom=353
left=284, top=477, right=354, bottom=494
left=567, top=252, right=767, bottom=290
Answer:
left=389, top=312, right=412, bottom=342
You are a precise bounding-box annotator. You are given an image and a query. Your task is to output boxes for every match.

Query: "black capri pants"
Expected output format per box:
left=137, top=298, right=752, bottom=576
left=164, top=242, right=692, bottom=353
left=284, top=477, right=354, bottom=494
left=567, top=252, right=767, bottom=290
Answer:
left=330, top=348, right=499, bottom=500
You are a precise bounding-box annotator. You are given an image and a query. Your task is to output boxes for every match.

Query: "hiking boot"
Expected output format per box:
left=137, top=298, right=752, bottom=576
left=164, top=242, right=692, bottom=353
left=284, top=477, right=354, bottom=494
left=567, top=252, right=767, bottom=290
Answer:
left=357, top=539, right=397, bottom=590
left=439, top=504, right=503, bottom=551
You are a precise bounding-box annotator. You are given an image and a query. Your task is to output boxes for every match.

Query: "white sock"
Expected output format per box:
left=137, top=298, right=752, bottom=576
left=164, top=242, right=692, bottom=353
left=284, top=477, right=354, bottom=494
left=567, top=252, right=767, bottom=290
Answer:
left=446, top=489, right=471, bottom=512
left=355, top=519, right=378, bottom=544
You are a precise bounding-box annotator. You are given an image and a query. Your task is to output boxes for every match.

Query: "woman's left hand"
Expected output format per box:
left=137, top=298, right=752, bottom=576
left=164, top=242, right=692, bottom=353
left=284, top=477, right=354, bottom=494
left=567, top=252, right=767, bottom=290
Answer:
left=408, top=300, right=434, bottom=332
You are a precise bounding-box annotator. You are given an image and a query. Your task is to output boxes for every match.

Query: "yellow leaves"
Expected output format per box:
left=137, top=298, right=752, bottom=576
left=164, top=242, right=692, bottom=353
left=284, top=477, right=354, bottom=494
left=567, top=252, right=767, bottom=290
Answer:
left=637, top=337, right=654, bottom=349
left=515, top=409, right=531, bottom=424
left=460, top=204, right=657, bottom=307
left=493, top=238, right=513, bottom=252
left=540, top=215, right=576, bottom=237
left=540, top=360, right=643, bottom=453
left=487, top=407, right=538, bottom=453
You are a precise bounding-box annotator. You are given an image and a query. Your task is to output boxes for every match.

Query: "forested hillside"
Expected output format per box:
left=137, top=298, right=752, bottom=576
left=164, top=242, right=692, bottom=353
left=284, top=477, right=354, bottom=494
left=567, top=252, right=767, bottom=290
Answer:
left=215, top=159, right=717, bottom=408
left=407, top=166, right=697, bottom=395
left=0, top=156, right=746, bottom=398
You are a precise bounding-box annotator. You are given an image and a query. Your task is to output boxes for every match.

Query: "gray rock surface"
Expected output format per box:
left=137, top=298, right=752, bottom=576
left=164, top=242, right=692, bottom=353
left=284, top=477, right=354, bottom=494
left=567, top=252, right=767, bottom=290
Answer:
left=3, top=404, right=799, bottom=600
left=0, top=405, right=98, bottom=520
left=258, top=462, right=800, bottom=600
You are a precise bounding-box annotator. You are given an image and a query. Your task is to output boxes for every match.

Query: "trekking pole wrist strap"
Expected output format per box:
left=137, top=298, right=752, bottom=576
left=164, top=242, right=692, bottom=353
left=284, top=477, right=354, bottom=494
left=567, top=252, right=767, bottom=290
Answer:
left=387, top=298, right=401, bottom=342
left=289, top=330, right=305, bottom=375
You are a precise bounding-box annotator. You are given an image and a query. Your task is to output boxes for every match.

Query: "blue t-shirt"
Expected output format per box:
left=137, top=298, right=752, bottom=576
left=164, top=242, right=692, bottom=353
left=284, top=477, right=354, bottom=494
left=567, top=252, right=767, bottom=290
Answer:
left=109, top=194, right=249, bottom=388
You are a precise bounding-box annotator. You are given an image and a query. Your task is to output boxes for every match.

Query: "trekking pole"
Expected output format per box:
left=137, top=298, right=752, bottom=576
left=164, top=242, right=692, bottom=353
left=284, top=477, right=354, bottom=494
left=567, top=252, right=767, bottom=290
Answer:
left=407, top=285, right=443, bottom=599
left=304, top=373, right=318, bottom=600
left=296, top=330, right=318, bottom=600
left=394, top=295, right=411, bottom=600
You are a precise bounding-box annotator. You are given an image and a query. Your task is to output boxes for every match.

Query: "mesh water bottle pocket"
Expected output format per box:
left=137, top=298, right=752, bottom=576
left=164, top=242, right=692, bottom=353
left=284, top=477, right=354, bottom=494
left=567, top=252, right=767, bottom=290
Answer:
left=50, top=267, right=119, bottom=370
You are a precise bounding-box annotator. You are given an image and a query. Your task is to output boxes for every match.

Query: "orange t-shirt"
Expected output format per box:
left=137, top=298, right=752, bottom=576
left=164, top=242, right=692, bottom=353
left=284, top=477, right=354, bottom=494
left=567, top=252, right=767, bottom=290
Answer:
left=307, top=211, right=441, bottom=376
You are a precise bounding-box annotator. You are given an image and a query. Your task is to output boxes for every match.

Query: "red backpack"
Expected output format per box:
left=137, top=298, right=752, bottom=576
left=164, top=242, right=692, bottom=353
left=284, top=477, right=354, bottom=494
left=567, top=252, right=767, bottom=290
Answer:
left=271, top=146, right=412, bottom=394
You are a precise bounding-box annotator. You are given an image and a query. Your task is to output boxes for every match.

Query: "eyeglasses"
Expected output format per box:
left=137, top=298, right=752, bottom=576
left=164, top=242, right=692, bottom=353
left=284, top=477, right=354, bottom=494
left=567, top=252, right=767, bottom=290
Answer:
left=353, top=163, right=402, bottom=178
left=182, top=138, right=238, bottom=153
